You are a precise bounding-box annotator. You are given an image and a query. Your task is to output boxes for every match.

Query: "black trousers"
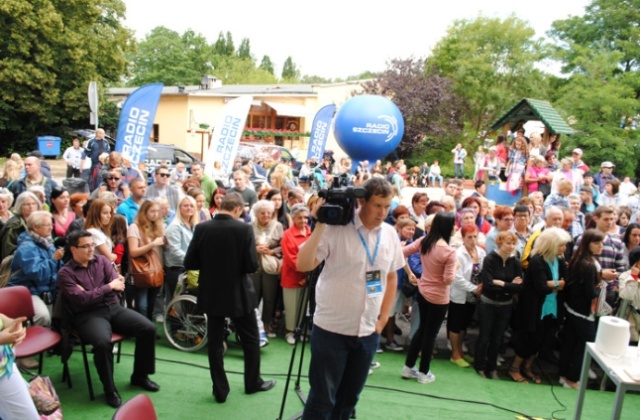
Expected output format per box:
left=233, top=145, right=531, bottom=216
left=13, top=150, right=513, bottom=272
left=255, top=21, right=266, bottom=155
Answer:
left=405, top=294, right=449, bottom=374
left=559, top=312, right=595, bottom=382
left=207, top=311, right=263, bottom=400
left=66, top=166, right=81, bottom=178
left=74, top=304, right=156, bottom=393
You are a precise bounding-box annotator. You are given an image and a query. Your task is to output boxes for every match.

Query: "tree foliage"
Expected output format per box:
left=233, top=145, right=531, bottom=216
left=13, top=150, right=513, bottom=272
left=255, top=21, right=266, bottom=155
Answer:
left=549, top=0, right=640, bottom=175
left=0, top=0, right=134, bottom=153
left=128, top=26, right=214, bottom=86
left=237, top=38, right=253, bottom=63
left=426, top=15, right=549, bottom=135
left=281, top=56, right=300, bottom=82
left=259, top=55, right=274, bottom=75
left=213, top=31, right=235, bottom=57
left=360, top=58, right=463, bottom=158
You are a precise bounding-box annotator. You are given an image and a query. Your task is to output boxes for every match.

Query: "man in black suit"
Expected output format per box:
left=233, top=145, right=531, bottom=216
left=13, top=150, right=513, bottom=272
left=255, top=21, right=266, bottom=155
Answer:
left=184, top=192, right=276, bottom=403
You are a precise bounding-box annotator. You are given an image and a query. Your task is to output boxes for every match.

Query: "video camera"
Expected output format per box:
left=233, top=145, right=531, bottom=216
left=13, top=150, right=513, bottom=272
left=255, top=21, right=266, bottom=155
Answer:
left=317, top=177, right=366, bottom=225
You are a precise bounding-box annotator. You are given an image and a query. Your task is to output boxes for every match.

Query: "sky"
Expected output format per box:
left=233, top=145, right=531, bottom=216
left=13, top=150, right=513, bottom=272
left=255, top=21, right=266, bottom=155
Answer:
left=122, top=0, right=591, bottom=80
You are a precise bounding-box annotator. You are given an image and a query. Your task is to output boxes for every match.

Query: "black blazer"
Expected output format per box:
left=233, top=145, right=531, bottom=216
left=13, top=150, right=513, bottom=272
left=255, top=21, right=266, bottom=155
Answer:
left=515, top=254, right=567, bottom=332
left=184, top=213, right=259, bottom=317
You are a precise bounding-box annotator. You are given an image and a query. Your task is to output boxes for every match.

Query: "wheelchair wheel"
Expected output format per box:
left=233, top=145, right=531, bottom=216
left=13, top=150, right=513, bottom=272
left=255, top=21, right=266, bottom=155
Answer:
left=164, top=294, right=208, bottom=352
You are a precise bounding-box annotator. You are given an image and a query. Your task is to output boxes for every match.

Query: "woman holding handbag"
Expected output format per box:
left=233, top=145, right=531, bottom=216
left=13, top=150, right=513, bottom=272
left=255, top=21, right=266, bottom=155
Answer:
left=128, top=200, right=165, bottom=321
left=250, top=200, right=283, bottom=338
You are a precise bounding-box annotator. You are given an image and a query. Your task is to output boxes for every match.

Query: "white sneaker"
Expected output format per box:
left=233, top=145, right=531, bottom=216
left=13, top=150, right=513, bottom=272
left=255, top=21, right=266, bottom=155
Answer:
left=155, top=314, right=164, bottom=323
left=401, top=365, right=418, bottom=379
left=588, top=369, right=597, bottom=380
left=371, top=361, right=381, bottom=369
left=259, top=332, right=269, bottom=348
left=285, top=332, right=296, bottom=345
left=368, top=369, right=373, bottom=376
left=417, top=371, right=436, bottom=384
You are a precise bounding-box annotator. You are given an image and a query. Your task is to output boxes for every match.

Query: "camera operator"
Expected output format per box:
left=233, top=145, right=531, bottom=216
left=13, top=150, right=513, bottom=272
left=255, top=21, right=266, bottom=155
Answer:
left=297, top=177, right=404, bottom=419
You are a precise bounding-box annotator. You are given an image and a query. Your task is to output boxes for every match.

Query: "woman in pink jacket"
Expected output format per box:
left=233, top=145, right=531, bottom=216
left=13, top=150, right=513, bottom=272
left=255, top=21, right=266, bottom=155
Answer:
left=400, top=212, right=457, bottom=384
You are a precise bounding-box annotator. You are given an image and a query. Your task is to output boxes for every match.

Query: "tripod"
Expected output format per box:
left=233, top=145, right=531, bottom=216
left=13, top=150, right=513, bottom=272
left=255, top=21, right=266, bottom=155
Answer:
left=277, top=267, right=319, bottom=420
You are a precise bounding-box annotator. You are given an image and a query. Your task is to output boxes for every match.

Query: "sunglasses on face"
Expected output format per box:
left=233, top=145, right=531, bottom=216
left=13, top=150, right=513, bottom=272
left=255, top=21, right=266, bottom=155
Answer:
left=107, top=177, right=120, bottom=181
left=158, top=173, right=170, bottom=178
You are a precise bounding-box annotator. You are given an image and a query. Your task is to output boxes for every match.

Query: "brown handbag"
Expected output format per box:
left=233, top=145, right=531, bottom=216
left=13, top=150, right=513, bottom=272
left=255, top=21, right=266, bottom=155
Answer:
left=129, top=230, right=164, bottom=288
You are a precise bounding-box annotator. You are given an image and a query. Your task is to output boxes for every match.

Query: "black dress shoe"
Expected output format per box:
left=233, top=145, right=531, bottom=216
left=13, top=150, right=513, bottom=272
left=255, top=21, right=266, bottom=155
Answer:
left=130, top=375, right=160, bottom=392
left=106, top=391, right=122, bottom=408
left=247, top=379, right=276, bottom=394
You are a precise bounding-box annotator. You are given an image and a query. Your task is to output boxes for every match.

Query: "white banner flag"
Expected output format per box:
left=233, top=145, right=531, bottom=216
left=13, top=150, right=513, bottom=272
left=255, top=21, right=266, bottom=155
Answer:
left=204, top=96, right=253, bottom=177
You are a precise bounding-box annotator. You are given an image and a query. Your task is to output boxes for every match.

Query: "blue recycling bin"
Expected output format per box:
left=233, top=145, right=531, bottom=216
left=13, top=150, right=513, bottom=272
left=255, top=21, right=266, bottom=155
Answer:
left=37, top=136, right=61, bottom=158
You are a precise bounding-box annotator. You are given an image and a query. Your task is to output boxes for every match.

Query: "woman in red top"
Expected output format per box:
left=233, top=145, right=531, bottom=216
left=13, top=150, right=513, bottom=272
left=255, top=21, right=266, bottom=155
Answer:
left=280, top=203, right=312, bottom=345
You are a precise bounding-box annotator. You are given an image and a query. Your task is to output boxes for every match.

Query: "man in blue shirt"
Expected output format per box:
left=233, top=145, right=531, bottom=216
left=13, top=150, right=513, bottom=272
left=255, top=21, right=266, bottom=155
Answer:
left=116, top=178, right=147, bottom=224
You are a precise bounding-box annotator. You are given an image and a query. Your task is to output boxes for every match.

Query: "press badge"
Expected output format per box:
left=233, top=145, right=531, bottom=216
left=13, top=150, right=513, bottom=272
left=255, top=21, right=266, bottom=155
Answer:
left=366, top=270, right=382, bottom=297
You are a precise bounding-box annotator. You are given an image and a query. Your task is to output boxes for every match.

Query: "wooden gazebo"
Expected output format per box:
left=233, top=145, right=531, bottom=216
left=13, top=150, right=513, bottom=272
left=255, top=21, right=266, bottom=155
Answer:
left=490, top=98, right=575, bottom=142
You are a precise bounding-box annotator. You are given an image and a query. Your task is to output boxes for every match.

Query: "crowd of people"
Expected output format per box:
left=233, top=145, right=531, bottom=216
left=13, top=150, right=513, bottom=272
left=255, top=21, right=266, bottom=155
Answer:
left=1, top=127, right=640, bottom=418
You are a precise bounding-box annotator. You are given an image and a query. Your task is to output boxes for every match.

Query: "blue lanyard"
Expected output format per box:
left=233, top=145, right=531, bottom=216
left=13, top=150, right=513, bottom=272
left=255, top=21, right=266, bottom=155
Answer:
left=357, top=228, right=381, bottom=267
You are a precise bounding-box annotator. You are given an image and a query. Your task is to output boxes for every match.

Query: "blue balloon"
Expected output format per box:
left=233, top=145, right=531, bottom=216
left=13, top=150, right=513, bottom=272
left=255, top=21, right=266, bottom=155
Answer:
left=333, top=95, right=404, bottom=162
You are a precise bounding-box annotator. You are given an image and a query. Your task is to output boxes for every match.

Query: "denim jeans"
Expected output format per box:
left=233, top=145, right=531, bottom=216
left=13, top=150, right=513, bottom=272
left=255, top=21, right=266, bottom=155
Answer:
left=302, top=326, right=379, bottom=420
left=429, top=175, right=443, bottom=186
left=474, top=300, right=512, bottom=375
left=134, top=286, right=161, bottom=320
left=454, top=163, right=464, bottom=178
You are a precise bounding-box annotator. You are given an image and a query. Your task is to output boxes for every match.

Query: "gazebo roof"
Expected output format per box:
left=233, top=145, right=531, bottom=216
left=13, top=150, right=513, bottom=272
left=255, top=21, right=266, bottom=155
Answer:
left=490, top=98, right=575, bottom=135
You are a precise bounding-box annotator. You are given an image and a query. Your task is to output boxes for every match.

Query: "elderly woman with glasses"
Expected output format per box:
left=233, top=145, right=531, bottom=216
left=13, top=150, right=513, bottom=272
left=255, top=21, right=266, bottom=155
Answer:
left=8, top=211, right=64, bottom=327
left=250, top=200, right=283, bottom=338
left=0, top=191, right=43, bottom=260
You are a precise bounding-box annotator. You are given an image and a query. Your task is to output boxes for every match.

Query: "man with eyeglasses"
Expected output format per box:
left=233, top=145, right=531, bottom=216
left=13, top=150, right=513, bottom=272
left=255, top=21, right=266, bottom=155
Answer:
left=90, top=168, right=130, bottom=205
left=58, top=230, right=159, bottom=408
left=146, top=165, right=180, bottom=212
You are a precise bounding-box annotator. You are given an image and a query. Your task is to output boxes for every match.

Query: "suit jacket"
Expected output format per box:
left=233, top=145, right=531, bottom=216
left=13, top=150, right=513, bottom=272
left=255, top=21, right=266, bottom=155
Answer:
left=184, top=213, right=259, bottom=317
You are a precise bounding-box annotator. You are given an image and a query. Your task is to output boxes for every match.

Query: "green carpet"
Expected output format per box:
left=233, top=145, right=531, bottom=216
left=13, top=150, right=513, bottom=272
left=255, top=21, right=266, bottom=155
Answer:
left=35, top=330, right=640, bottom=420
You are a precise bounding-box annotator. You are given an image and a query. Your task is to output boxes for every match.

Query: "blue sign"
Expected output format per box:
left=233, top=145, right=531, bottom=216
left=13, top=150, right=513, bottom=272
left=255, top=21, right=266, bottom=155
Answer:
left=115, top=83, right=164, bottom=165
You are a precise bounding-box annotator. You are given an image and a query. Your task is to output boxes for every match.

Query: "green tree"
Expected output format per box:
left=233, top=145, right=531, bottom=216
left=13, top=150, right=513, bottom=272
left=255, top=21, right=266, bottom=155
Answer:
left=427, top=15, right=549, bottom=135
left=237, top=38, right=253, bottom=63
left=214, top=57, right=277, bottom=85
left=361, top=58, right=463, bottom=158
left=128, top=27, right=215, bottom=86
left=0, top=0, right=134, bottom=153
left=213, top=31, right=235, bottom=57
left=548, top=0, right=640, bottom=175
left=259, top=55, right=274, bottom=75
left=299, top=75, right=332, bottom=83
left=281, top=56, right=299, bottom=81
left=549, top=0, right=640, bottom=90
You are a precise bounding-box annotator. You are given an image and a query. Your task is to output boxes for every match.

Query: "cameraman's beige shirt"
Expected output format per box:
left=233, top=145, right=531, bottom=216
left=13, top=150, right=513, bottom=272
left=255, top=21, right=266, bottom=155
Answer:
left=312, top=212, right=404, bottom=337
